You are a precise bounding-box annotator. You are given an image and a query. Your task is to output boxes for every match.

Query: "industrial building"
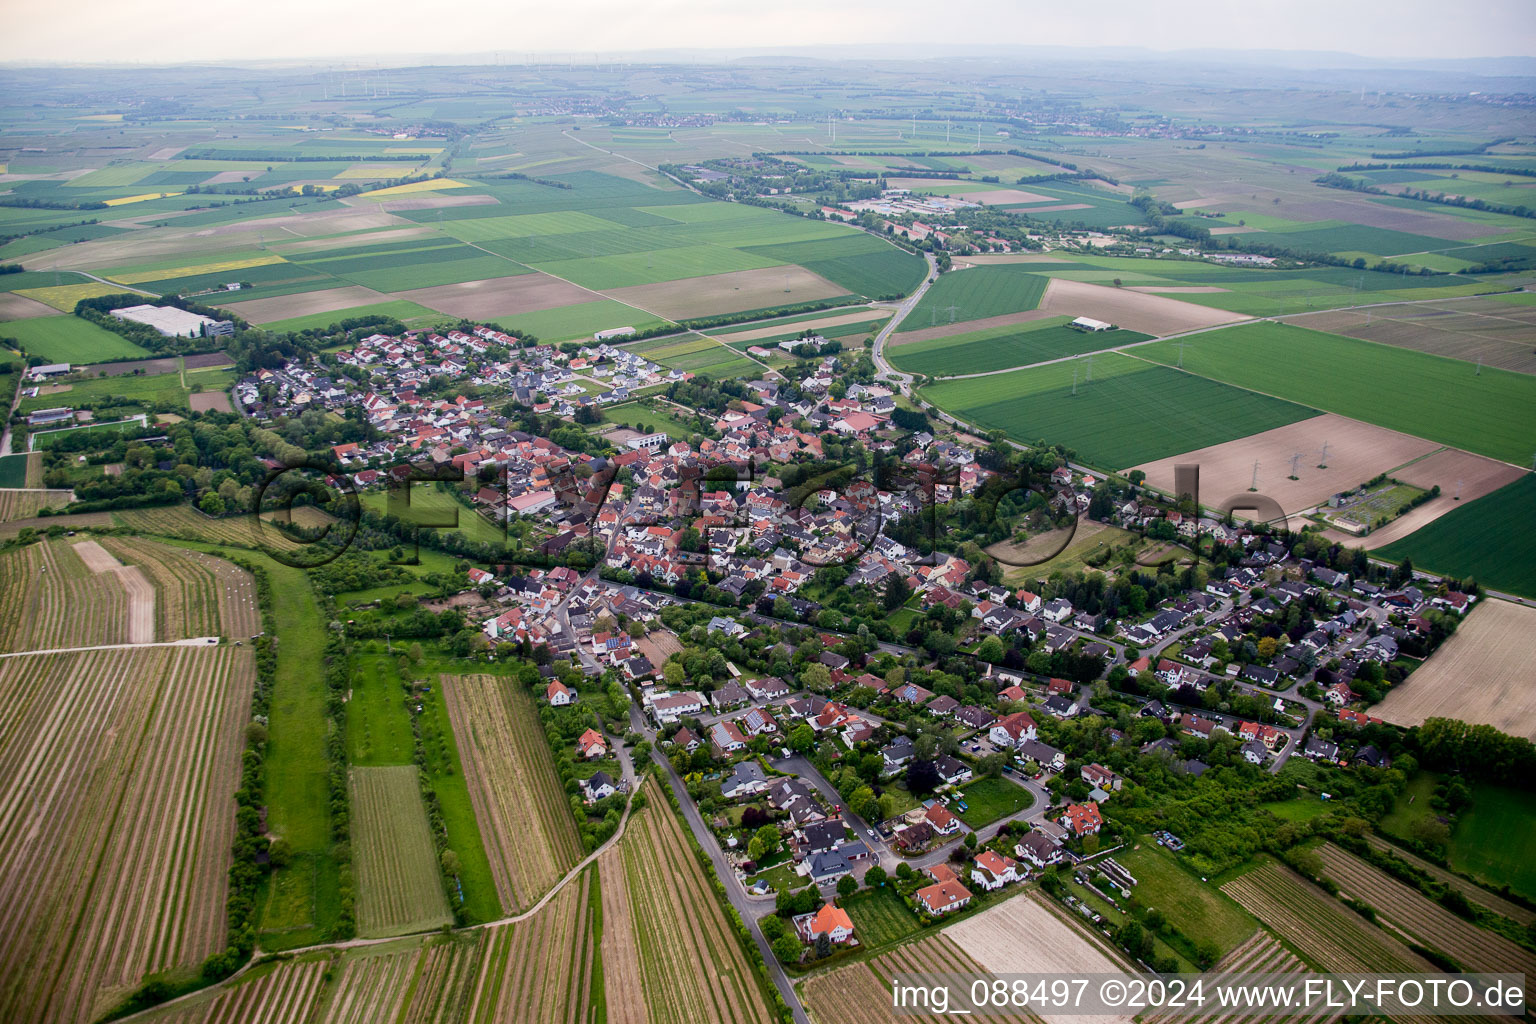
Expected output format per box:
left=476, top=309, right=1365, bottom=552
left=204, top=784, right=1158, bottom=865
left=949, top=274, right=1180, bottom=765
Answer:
left=110, top=304, right=224, bottom=338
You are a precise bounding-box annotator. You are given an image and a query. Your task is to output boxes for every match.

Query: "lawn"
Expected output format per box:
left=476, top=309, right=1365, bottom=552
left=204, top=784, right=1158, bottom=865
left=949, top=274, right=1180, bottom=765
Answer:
left=1136, top=321, right=1536, bottom=464
left=0, top=314, right=152, bottom=363
left=843, top=886, right=921, bottom=948
left=0, top=453, right=28, bottom=488
left=1262, top=796, right=1336, bottom=822
left=889, top=318, right=1150, bottom=376
left=361, top=484, right=515, bottom=550
left=897, top=265, right=1049, bottom=332
left=1447, top=783, right=1536, bottom=901
left=955, top=775, right=1034, bottom=829
left=920, top=351, right=1317, bottom=471
left=1378, top=772, right=1441, bottom=841
left=1116, top=841, right=1258, bottom=956
left=1377, top=474, right=1536, bottom=600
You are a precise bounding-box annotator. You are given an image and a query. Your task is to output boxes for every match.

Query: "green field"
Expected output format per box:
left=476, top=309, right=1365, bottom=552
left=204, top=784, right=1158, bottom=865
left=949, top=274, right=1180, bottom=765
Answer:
left=955, top=776, right=1034, bottom=829
left=741, top=234, right=927, bottom=299
left=1377, top=474, right=1536, bottom=599
left=1117, top=842, right=1258, bottom=957
left=1138, top=321, right=1536, bottom=464
left=17, top=366, right=236, bottom=416
left=265, top=300, right=445, bottom=334
left=1446, top=784, right=1536, bottom=900
left=898, top=265, right=1049, bottom=332
left=842, top=886, right=921, bottom=948
left=0, top=314, right=152, bottom=363
left=492, top=300, right=670, bottom=343
left=1263, top=796, right=1337, bottom=822
left=889, top=317, right=1150, bottom=376
left=0, top=454, right=27, bottom=488
left=350, top=765, right=455, bottom=937
left=920, top=352, right=1318, bottom=470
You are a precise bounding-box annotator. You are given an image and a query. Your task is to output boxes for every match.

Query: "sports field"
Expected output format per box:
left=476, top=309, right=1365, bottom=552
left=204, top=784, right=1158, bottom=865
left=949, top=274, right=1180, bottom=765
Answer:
left=920, top=352, right=1318, bottom=470
left=889, top=317, right=1151, bottom=376
left=1137, top=321, right=1536, bottom=464
left=1375, top=472, right=1536, bottom=597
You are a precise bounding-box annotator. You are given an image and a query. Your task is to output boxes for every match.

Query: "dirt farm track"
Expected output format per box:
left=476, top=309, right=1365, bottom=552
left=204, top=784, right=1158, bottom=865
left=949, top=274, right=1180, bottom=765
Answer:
left=1372, top=599, right=1536, bottom=740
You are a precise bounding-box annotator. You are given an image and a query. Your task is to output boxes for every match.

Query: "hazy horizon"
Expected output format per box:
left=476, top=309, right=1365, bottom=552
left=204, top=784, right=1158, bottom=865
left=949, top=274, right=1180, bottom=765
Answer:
left=3, top=0, right=1533, bottom=67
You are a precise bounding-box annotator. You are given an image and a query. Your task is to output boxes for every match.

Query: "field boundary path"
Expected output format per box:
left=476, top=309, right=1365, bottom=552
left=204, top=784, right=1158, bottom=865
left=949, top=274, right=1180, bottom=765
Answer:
left=871, top=251, right=939, bottom=394
left=0, top=636, right=220, bottom=659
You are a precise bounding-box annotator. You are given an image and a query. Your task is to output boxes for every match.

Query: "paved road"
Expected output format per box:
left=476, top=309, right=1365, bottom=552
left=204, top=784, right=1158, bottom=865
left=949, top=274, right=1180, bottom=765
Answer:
left=770, top=752, right=892, bottom=869
left=871, top=252, right=939, bottom=395
left=633, top=703, right=814, bottom=1024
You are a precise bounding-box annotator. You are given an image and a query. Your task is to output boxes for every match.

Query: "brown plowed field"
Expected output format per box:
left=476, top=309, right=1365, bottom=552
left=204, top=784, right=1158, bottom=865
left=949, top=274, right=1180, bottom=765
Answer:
left=1373, top=599, right=1536, bottom=740
left=1282, top=298, right=1536, bottom=376
left=469, top=876, right=596, bottom=1022
left=1130, top=413, right=1440, bottom=524
left=0, top=292, right=57, bottom=319
left=1038, top=278, right=1245, bottom=337
left=806, top=929, right=1049, bottom=1024
left=0, top=644, right=253, bottom=1024
left=606, top=265, right=846, bottom=320
left=223, top=284, right=393, bottom=324
left=1317, top=447, right=1525, bottom=549
left=947, top=892, right=1134, bottom=1024
left=888, top=308, right=1058, bottom=345
left=398, top=272, right=596, bottom=319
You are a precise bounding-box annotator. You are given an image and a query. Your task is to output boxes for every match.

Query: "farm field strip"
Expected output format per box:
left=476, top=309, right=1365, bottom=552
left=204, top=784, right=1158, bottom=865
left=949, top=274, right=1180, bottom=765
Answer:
left=114, top=505, right=305, bottom=552
left=148, top=958, right=328, bottom=1024
left=0, top=644, right=252, bottom=1024
left=1221, top=862, right=1432, bottom=974
left=0, top=489, right=72, bottom=522
left=1375, top=473, right=1536, bottom=602
left=1361, top=835, right=1534, bottom=926
left=1314, top=844, right=1536, bottom=983
left=1140, top=932, right=1334, bottom=1024
left=440, top=674, right=584, bottom=911
left=350, top=766, right=454, bottom=937
left=469, top=876, right=593, bottom=1023
left=0, top=538, right=130, bottom=651
left=622, top=779, right=773, bottom=1024
left=399, top=933, right=484, bottom=1024
left=316, top=949, right=420, bottom=1024
left=599, top=848, right=650, bottom=1024
left=1370, top=598, right=1536, bottom=740
left=1135, top=321, right=1536, bottom=465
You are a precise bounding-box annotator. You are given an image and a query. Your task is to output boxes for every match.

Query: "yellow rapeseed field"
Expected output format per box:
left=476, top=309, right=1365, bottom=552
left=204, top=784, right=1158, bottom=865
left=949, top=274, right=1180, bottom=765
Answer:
left=14, top=282, right=125, bottom=311
left=101, top=191, right=183, bottom=206
left=119, top=253, right=286, bottom=284
left=358, top=178, right=470, bottom=198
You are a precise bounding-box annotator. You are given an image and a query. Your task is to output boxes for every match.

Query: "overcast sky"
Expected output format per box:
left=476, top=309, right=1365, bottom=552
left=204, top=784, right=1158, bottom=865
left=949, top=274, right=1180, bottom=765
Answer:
left=3, top=0, right=1533, bottom=65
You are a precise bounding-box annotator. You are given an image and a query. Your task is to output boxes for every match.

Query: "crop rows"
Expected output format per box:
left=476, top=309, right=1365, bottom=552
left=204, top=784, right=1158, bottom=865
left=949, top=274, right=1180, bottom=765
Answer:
left=0, top=644, right=253, bottom=1024
left=116, top=505, right=304, bottom=552
left=1222, top=863, right=1432, bottom=974
left=599, top=847, right=650, bottom=1024
left=1316, top=845, right=1536, bottom=982
left=104, top=537, right=223, bottom=639
left=399, top=933, right=484, bottom=1024
left=1139, top=932, right=1334, bottom=1024
left=0, top=489, right=71, bottom=523
left=622, top=779, right=772, bottom=1024
left=807, top=933, right=1037, bottom=1024
left=469, top=874, right=594, bottom=1023
left=350, top=766, right=453, bottom=937
left=317, top=949, right=421, bottom=1024
left=0, top=539, right=130, bottom=651
left=440, top=674, right=583, bottom=911
left=151, top=958, right=328, bottom=1024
